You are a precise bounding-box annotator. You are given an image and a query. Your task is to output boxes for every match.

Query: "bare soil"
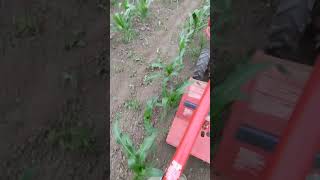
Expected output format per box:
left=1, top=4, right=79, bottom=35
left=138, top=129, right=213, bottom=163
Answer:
left=110, top=0, right=210, bottom=179
left=0, top=0, right=108, bottom=179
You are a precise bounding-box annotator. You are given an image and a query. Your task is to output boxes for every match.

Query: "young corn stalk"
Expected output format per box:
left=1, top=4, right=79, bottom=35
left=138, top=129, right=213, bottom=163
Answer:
left=136, top=0, right=153, bottom=20
left=113, top=120, right=163, bottom=180
left=157, top=80, right=190, bottom=120
left=145, top=56, right=184, bottom=88
left=184, top=5, right=209, bottom=39
left=143, top=97, right=158, bottom=135
left=112, top=0, right=136, bottom=42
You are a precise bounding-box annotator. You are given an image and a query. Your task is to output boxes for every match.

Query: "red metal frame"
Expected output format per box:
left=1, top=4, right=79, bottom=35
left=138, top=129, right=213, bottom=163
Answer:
left=263, top=55, right=320, bottom=180
left=166, top=78, right=210, bottom=163
left=163, top=81, right=210, bottom=180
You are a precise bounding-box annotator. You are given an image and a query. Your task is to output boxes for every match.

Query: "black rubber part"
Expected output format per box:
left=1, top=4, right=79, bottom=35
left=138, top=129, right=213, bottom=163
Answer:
left=265, top=0, right=316, bottom=60
left=193, top=48, right=210, bottom=81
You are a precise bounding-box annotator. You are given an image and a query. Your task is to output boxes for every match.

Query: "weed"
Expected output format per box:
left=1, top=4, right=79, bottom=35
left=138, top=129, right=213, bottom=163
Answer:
left=136, top=0, right=153, bottom=19
left=125, top=99, right=141, bottom=110
left=113, top=120, right=163, bottom=180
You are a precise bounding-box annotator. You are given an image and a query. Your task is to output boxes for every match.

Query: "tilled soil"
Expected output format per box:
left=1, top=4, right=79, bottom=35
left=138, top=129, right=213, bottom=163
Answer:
left=0, top=0, right=108, bottom=179
left=110, top=0, right=210, bottom=179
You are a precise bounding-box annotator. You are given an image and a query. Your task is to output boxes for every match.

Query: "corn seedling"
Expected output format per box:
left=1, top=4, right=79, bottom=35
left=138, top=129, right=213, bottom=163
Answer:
left=136, top=0, right=153, bottom=19
left=113, top=120, right=163, bottom=180
left=157, top=80, right=190, bottom=120
left=178, top=31, right=189, bottom=57
left=125, top=99, right=141, bottom=110
left=112, top=0, right=136, bottom=42
left=183, top=1, right=209, bottom=38
left=143, top=97, right=158, bottom=135
left=145, top=56, right=184, bottom=87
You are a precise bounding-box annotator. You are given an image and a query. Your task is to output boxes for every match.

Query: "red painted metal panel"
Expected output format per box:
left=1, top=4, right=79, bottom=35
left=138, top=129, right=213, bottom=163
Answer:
left=163, top=80, right=210, bottom=180
left=213, top=51, right=313, bottom=180
left=263, top=55, right=320, bottom=180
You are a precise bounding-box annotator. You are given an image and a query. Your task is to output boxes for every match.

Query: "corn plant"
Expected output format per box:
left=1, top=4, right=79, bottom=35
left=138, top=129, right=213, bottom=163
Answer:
left=157, top=81, right=190, bottom=120
left=136, top=0, right=153, bottom=19
left=178, top=31, right=189, bottom=57
left=113, top=120, right=163, bottom=180
left=145, top=56, right=184, bottom=87
left=143, top=97, right=158, bottom=135
left=184, top=4, right=209, bottom=39
left=112, top=0, right=136, bottom=42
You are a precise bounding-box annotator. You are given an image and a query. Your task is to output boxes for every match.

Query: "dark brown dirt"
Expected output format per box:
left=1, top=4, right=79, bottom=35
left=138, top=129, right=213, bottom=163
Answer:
left=0, top=0, right=108, bottom=179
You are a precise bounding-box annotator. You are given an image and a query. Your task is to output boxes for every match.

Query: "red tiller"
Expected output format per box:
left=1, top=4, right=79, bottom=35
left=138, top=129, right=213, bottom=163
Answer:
left=163, top=81, right=210, bottom=180
left=262, top=55, right=320, bottom=180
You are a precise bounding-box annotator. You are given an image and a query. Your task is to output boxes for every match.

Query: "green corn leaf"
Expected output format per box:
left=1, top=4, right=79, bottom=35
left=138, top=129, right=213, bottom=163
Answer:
left=143, top=97, right=158, bottom=134
left=151, top=61, right=165, bottom=69
left=113, top=120, right=136, bottom=158
left=161, top=97, right=169, bottom=108
left=144, top=72, right=162, bottom=83
left=113, top=13, right=126, bottom=31
left=128, top=156, right=137, bottom=169
left=137, top=131, right=158, bottom=162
